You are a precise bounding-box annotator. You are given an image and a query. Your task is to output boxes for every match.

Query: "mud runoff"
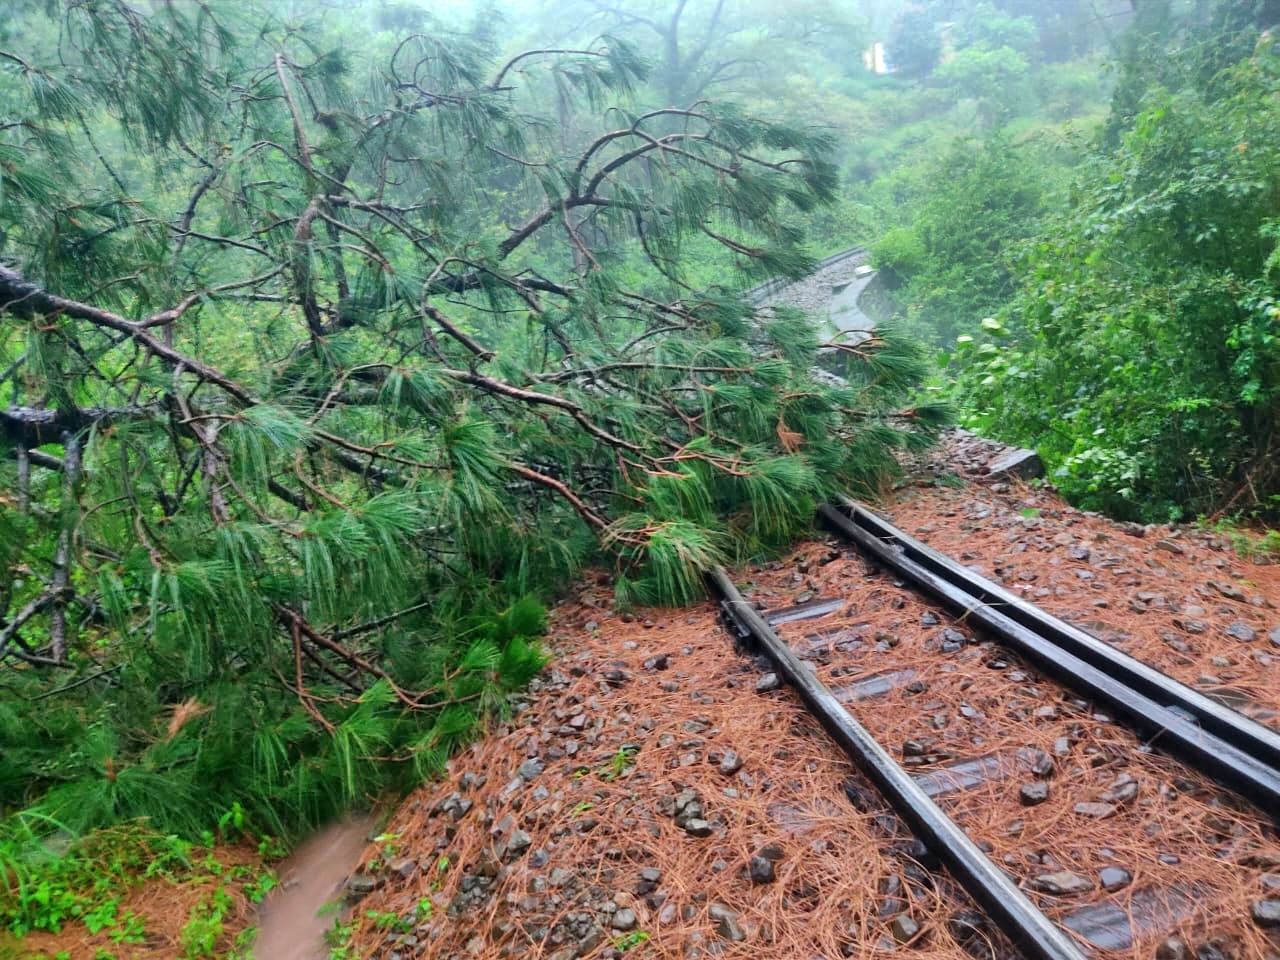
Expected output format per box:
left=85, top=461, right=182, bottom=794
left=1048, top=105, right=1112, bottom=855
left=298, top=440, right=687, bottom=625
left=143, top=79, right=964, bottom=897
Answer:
left=252, top=814, right=375, bottom=960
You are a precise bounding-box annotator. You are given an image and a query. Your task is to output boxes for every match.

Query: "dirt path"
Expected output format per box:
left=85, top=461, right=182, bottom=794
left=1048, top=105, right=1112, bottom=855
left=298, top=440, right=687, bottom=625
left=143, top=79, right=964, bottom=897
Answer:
left=252, top=814, right=376, bottom=960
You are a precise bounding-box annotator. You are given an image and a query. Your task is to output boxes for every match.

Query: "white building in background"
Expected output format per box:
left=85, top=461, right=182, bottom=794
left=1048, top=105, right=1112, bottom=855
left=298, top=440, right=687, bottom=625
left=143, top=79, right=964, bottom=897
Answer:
left=863, top=41, right=894, bottom=75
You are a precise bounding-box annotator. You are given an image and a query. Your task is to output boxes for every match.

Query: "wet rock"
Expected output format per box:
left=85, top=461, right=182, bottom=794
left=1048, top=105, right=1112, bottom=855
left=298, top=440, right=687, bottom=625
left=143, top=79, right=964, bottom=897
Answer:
left=748, top=855, right=777, bottom=885
left=891, top=914, right=921, bottom=943
left=1242, top=853, right=1280, bottom=869
left=345, top=874, right=381, bottom=900
left=1100, top=774, right=1139, bottom=805
left=673, top=789, right=705, bottom=825
left=505, top=829, right=532, bottom=859
left=756, top=673, right=781, bottom=693
left=440, top=792, right=474, bottom=821
left=988, top=448, right=1043, bottom=480
left=634, top=867, right=662, bottom=896
left=710, top=903, right=746, bottom=941
left=947, top=910, right=986, bottom=943
left=388, top=857, right=418, bottom=879
left=682, top=818, right=714, bottom=837
left=902, top=739, right=930, bottom=757
left=921, top=612, right=939, bottom=627
left=1029, top=871, right=1092, bottom=895
left=1176, top=618, right=1208, bottom=635
left=1226, top=622, right=1256, bottom=642
left=1212, top=581, right=1246, bottom=601
left=1074, top=802, right=1117, bottom=819
left=1253, top=899, right=1280, bottom=927
left=612, top=908, right=637, bottom=932
left=1270, top=626, right=1280, bottom=648
left=1195, top=941, right=1231, bottom=960
left=643, top=653, right=670, bottom=671
left=517, top=758, right=546, bottom=781
left=1020, top=782, right=1050, bottom=806
left=1156, top=939, right=1193, bottom=960
left=1099, top=867, right=1132, bottom=891
left=718, top=751, right=743, bottom=775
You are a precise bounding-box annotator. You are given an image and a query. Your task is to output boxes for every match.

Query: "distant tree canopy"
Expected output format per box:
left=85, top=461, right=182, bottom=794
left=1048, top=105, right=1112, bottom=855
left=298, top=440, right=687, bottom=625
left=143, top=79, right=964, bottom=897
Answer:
left=534, top=0, right=866, bottom=108
left=0, top=1, right=944, bottom=835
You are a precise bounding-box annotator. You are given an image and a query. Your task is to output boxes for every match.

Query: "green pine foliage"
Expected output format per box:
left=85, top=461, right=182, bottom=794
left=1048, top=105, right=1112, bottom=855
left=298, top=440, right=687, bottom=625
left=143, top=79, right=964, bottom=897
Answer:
left=0, top=0, right=943, bottom=845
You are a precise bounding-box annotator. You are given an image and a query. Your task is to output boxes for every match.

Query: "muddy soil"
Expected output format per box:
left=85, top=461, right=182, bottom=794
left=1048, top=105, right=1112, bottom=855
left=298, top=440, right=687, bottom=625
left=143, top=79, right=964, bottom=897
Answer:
left=252, top=814, right=375, bottom=960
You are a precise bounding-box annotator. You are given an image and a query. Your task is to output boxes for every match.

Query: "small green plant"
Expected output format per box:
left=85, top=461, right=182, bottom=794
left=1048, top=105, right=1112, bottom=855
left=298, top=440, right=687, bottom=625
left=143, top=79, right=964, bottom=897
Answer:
left=599, top=745, right=640, bottom=781
left=256, top=835, right=288, bottom=860
left=108, top=911, right=146, bottom=944
left=1201, top=515, right=1280, bottom=561
left=241, top=867, right=279, bottom=904
left=364, top=908, right=413, bottom=934
left=613, top=929, right=652, bottom=951
left=325, top=916, right=355, bottom=960
left=179, top=882, right=233, bottom=958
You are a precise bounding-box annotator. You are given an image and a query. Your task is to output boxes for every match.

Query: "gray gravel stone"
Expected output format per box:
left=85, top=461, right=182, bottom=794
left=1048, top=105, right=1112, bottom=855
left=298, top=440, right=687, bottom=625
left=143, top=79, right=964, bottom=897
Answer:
left=709, top=903, right=746, bottom=941
left=682, top=818, right=714, bottom=837
left=1226, top=622, right=1257, bottom=642
left=1100, top=775, right=1138, bottom=805
left=1099, top=866, right=1132, bottom=891
left=1029, top=870, right=1092, bottom=895
left=748, top=855, right=776, bottom=884
left=718, top=750, right=743, bottom=775
left=946, top=910, right=986, bottom=942
left=755, top=672, right=781, bottom=693
left=1253, top=899, right=1280, bottom=927
left=1156, top=939, right=1193, bottom=960
left=505, top=829, right=532, bottom=858
left=1020, top=782, right=1050, bottom=805
left=612, top=908, right=637, bottom=932
left=517, top=758, right=545, bottom=780
left=891, top=914, right=921, bottom=943
left=1074, top=801, right=1117, bottom=819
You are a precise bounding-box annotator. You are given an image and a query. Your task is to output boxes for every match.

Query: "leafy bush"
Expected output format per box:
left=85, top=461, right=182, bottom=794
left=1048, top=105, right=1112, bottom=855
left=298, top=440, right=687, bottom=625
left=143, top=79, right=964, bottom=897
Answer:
left=952, top=42, right=1280, bottom=520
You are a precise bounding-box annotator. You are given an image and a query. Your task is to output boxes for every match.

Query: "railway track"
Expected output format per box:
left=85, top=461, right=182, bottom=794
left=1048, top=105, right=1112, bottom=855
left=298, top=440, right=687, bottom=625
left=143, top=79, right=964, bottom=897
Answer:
left=746, top=246, right=867, bottom=306
left=708, top=499, right=1280, bottom=960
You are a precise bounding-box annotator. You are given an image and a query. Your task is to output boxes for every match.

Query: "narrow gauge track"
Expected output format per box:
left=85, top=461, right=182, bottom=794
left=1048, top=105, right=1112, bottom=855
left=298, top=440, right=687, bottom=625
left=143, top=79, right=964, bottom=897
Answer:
left=706, top=501, right=1280, bottom=960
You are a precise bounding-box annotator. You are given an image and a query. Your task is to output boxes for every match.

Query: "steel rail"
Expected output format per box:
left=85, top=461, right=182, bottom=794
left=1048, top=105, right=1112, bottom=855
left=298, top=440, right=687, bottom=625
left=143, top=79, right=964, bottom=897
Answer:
left=708, top=567, right=1091, bottom=960
left=818, top=501, right=1280, bottom=812
left=830, top=497, right=1280, bottom=773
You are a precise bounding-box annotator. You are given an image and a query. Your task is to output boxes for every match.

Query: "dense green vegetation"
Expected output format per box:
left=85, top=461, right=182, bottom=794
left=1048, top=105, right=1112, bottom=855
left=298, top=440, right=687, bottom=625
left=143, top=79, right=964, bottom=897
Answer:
left=0, top=0, right=946, bottom=865
left=861, top=0, right=1280, bottom=523
left=944, top=1, right=1280, bottom=521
